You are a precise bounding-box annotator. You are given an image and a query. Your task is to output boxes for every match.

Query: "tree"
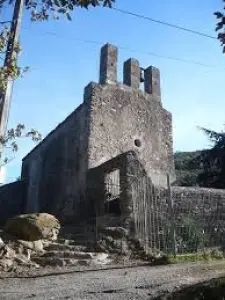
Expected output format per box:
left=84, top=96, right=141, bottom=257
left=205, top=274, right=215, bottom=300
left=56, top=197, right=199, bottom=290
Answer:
left=196, top=127, right=225, bottom=188
left=0, top=123, right=41, bottom=168
left=0, top=0, right=115, bottom=21
left=0, top=0, right=115, bottom=95
left=173, top=127, right=225, bottom=189
left=0, top=26, right=40, bottom=170
left=0, top=27, right=28, bottom=96
left=1, top=0, right=115, bottom=170
left=215, top=2, right=225, bottom=53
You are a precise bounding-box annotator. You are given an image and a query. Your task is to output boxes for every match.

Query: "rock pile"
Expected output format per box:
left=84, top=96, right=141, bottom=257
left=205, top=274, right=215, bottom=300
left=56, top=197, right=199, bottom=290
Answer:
left=0, top=213, right=112, bottom=273
left=0, top=213, right=60, bottom=272
left=95, top=226, right=166, bottom=263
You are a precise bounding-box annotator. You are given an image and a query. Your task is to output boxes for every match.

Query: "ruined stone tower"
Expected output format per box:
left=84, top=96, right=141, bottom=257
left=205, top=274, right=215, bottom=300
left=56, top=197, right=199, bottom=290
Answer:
left=21, top=43, right=175, bottom=223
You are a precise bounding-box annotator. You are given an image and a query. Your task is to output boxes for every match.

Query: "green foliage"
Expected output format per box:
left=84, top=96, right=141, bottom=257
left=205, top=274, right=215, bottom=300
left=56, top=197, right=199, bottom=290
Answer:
left=196, top=127, right=225, bottom=188
left=215, top=2, right=225, bottom=53
left=175, top=216, right=207, bottom=253
left=174, top=151, right=204, bottom=170
left=174, top=125, right=225, bottom=189
left=0, top=124, right=41, bottom=167
left=0, top=27, right=28, bottom=92
left=0, top=0, right=114, bottom=168
left=174, top=151, right=205, bottom=187
left=0, top=0, right=115, bottom=21
left=0, top=26, right=41, bottom=166
left=174, top=170, right=199, bottom=187
left=165, top=215, right=207, bottom=254
left=168, top=250, right=225, bottom=264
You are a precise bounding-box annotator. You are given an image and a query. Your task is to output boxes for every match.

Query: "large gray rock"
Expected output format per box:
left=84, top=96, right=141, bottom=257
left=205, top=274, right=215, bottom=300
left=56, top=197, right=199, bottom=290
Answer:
left=4, top=213, right=60, bottom=241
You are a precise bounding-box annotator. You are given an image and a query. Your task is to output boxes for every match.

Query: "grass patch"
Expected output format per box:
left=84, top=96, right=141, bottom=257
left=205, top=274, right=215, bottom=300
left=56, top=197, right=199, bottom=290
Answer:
left=167, top=250, right=225, bottom=264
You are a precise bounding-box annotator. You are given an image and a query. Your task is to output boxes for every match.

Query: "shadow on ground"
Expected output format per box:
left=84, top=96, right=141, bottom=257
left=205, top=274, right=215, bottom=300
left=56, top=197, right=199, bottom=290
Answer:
left=153, top=276, right=225, bottom=300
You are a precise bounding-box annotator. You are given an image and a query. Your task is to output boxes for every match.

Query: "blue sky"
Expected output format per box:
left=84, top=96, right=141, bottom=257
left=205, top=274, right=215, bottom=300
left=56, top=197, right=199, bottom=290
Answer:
left=1, top=0, right=225, bottom=182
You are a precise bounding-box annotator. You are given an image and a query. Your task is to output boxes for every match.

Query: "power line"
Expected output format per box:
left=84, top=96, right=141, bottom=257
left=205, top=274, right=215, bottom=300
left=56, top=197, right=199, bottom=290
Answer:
left=22, top=27, right=224, bottom=71
left=0, top=21, right=12, bottom=25
left=112, top=7, right=217, bottom=40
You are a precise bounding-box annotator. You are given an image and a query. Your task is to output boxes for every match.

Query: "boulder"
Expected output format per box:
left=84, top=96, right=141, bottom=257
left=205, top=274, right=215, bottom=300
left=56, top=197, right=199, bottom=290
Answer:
left=4, top=213, right=60, bottom=241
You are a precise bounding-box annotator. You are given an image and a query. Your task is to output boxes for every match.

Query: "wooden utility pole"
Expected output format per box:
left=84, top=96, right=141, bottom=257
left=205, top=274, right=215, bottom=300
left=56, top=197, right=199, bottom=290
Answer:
left=0, top=0, right=24, bottom=138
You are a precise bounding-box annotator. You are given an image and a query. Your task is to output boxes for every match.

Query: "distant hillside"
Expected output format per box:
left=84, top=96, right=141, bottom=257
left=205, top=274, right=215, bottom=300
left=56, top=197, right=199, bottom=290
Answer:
left=173, top=150, right=209, bottom=186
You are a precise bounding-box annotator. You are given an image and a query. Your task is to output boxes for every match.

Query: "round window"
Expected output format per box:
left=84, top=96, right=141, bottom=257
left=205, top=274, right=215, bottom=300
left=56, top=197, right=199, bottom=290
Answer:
left=134, top=139, right=141, bottom=147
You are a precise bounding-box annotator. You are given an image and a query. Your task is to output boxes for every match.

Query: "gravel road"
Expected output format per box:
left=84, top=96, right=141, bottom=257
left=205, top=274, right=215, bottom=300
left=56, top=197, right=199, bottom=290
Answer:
left=0, top=261, right=225, bottom=300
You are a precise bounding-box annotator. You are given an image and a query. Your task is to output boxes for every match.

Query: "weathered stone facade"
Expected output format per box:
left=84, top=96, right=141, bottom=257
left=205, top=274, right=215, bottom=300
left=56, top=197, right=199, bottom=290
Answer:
left=86, top=43, right=175, bottom=185
left=19, top=43, right=175, bottom=223
left=21, top=104, right=90, bottom=223
left=87, top=151, right=157, bottom=247
left=0, top=181, right=25, bottom=224
left=1, top=43, right=225, bottom=254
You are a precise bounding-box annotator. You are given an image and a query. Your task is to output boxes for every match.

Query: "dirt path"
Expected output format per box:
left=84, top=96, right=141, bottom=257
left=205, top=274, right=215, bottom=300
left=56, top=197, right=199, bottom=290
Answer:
left=0, top=261, right=225, bottom=299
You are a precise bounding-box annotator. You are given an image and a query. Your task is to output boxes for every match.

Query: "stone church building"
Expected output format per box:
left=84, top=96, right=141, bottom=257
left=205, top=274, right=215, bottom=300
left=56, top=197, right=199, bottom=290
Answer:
left=1, top=43, right=225, bottom=253
left=17, top=43, right=175, bottom=224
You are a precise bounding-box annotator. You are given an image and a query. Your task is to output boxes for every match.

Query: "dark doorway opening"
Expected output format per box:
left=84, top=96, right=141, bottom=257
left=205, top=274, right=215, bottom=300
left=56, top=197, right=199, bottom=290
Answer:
left=104, top=197, right=121, bottom=215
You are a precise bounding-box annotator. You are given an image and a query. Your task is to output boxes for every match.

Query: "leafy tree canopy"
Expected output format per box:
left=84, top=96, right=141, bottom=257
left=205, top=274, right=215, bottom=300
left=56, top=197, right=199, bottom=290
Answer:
left=174, top=127, right=225, bottom=189
left=0, top=0, right=115, bottom=21
left=215, top=1, right=225, bottom=52
left=196, top=127, right=225, bottom=188
left=0, top=123, right=41, bottom=168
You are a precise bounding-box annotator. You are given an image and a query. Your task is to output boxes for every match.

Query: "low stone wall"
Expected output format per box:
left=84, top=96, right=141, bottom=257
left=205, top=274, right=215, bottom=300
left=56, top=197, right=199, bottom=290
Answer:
left=158, top=186, right=225, bottom=214
left=158, top=186, right=225, bottom=252
left=0, top=181, right=25, bottom=224
left=171, top=186, right=225, bottom=217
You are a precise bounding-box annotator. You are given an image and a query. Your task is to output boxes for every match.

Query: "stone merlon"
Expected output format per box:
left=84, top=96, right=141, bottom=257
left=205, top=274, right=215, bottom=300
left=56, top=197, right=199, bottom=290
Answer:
left=99, top=43, right=118, bottom=85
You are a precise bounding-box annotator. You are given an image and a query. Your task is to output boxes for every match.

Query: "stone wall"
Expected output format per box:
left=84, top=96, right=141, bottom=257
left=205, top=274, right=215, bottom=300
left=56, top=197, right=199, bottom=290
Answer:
left=171, top=186, right=225, bottom=231
left=86, top=82, right=174, bottom=187
left=161, top=186, right=225, bottom=221
left=0, top=181, right=25, bottom=224
left=21, top=102, right=91, bottom=224
left=157, top=186, right=225, bottom=251
left=19, top=42, right=176, bottom=223
left=87, top=151, right=133, bottom=228
left=87, top=151, right=160, bottom=250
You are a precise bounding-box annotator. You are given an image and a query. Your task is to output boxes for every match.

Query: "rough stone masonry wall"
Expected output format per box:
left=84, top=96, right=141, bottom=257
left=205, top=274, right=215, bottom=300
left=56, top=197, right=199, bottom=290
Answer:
left=0, top=181, right=25, bottom=223
left=86, top=83, right=174, bottom=188
left=87, top=151, right=133, bottom=228
left=87, top=151, right=164, bottom=251
left=21, top=102, right=91, bottom=224
left=86, top=43, right=175, bottom=188
left=158, top=186, right=225, bottom=251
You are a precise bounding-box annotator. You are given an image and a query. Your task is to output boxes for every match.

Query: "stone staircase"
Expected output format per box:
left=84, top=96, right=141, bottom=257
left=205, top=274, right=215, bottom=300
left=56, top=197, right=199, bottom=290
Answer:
left=32, top=225, right=112, bottom=268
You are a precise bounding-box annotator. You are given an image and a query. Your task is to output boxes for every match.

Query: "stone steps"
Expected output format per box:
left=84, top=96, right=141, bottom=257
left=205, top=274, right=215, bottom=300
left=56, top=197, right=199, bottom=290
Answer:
left=32, top=245, right=111, bottom=267
left=59, top=225, right=95, bottom=237
left=41, top=250, right=94, bottom=259
left=57, top=238, right=95, bottom=251
left=32, top=256, right=90, bottom=267
left=30, top=226, right=109, bottom=267
left=45, top=242, right=89, bottom=252
left=31, top=225, right=131, bottom=268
